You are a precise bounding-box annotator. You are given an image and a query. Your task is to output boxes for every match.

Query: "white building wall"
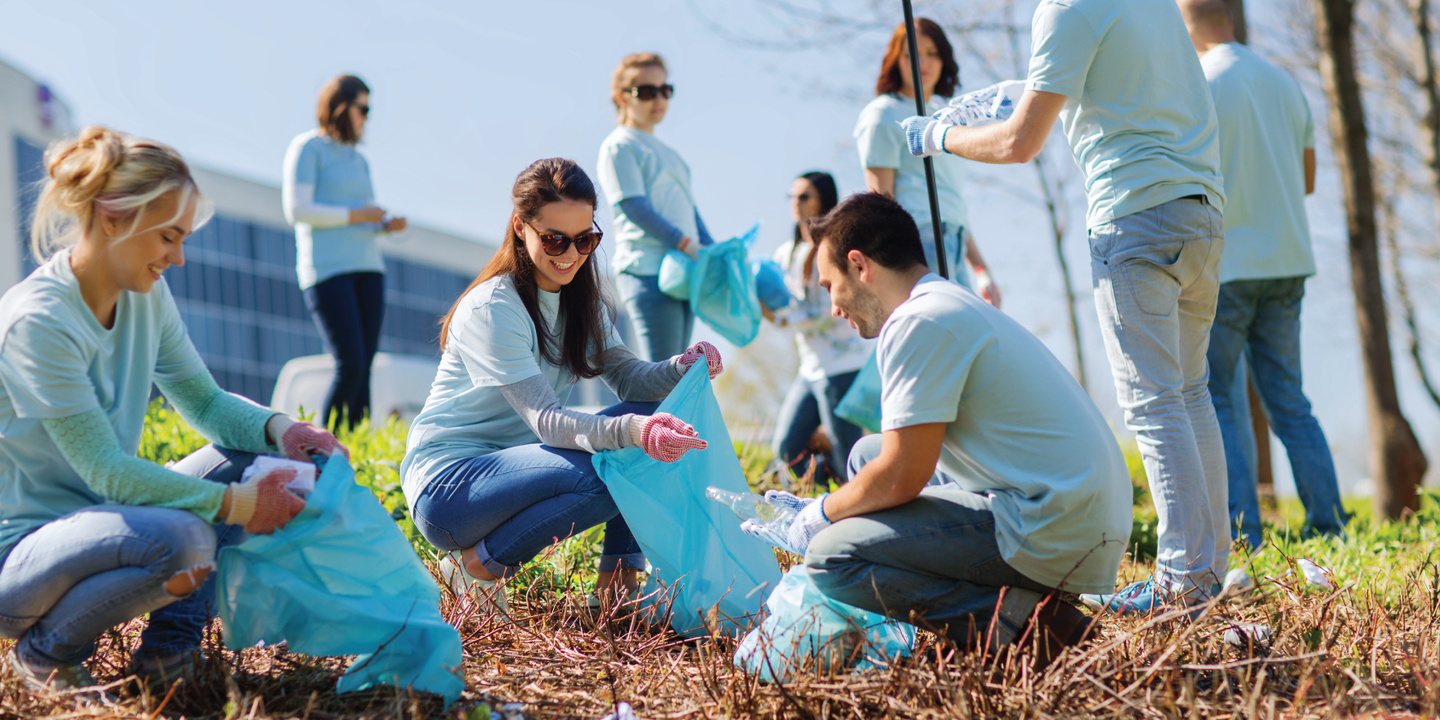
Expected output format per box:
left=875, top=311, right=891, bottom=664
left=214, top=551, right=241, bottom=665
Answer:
left=0, top=58, right=72, bottom=290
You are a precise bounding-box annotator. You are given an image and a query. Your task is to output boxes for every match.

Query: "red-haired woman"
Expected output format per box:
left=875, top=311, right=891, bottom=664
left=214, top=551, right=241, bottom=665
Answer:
left=401, top=158, right=723, bottom=612
left=854, top=19, right=1000, bottom=307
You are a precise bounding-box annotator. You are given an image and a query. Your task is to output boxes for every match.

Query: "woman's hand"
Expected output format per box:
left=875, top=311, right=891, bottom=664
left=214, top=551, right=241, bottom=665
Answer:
left=221, top=467, right=305, bottom=534
left=628, top=413, right=707, bottom=463
left=383, top=216, right=408, bottom=233
left=677, top=236, right=700, bottom=260
left=266, top=415, right=350, bottom=461
left=349, top=206, right=387, bottom=225
left=676, top=341, right=724, bottom=379
left=974, top=267, right=1000, bottom=308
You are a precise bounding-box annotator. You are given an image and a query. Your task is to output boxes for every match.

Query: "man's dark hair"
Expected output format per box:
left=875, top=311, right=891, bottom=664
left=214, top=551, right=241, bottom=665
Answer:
left=810, top=192, right=928, bottom=272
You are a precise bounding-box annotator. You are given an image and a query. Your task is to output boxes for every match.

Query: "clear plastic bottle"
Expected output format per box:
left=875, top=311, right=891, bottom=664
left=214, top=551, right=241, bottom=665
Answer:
left=705, top=486, right=797, bottom=530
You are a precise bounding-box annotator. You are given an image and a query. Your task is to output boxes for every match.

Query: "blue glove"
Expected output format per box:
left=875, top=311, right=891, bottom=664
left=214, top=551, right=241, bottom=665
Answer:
left=901, top=116, right=949, bottom=158
left=741, top=493, right=832, bottom=555
left=762, top=489, right=813, bottom=513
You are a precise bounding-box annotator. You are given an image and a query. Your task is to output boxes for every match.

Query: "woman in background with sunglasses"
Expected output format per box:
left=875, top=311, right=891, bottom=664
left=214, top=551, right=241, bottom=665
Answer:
left=401, top=158, right=723, bottom=614
left=282, top=74, right=406, bottom=431
left=597, top=53, right=715, bottom=362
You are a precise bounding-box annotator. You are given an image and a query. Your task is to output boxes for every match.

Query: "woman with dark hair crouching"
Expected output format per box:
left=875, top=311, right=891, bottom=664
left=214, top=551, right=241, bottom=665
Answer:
left=400, top=158, right=724, bottom=614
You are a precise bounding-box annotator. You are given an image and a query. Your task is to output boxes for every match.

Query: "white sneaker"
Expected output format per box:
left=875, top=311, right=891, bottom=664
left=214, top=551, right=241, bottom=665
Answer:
left=438, top=554, right=508, bottom=615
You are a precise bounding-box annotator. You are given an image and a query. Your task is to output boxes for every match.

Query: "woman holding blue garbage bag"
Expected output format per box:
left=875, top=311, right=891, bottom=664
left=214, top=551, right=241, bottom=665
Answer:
left=401, top=158, right=724, bottom=614
left=855, top=19, right=1000, bottom=305
left=597, top=52, right=718, bottom=361
left=766, top=172, right=872, bottom=485
left=0, top=127, right=348, bottom=694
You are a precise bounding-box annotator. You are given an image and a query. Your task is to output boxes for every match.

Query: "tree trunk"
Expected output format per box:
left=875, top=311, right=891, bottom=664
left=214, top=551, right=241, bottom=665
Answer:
left=1314, top=0, right=1429, bottom=518
left=1404, top=0, right=1440, bottom=411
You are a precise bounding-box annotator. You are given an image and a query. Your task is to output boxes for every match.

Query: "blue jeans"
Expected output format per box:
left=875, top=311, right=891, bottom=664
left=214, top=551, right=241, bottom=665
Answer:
left=305, top=271, right=386, bottom=430
left=409, top=402, right=655, bottom=579
left=805, top=435, right=1049, bottom=648
left=1090, top=197, right=1228, bottom=594
left=0, top=445, right=253, bottom=668
left=1207, top=277, right=1346, bottom=550
left=615, top=272, right=694, bottom=362
left=772, top=370, right=864, bottom=485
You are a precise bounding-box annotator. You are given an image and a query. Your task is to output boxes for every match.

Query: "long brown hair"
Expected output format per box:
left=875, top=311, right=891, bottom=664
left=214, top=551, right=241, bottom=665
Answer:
left=317, top=75, right=370, bottom=145
left=874, top=19, right=959, bottom=98
left=439, top=158, right=612, bottom=380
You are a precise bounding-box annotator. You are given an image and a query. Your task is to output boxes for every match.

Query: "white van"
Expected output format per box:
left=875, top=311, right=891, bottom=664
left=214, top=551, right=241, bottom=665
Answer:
left=270, top=353, right=440, bottom=424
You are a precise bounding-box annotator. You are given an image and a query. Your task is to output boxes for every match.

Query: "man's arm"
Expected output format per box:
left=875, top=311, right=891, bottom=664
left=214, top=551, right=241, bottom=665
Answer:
left=864, top=167, right=896, bottom=197
left=822, top=423, right=947, bottom=521
left=941, top=90, right=1069, bottom=165
left=1304, top=148, right=1316, bottom=195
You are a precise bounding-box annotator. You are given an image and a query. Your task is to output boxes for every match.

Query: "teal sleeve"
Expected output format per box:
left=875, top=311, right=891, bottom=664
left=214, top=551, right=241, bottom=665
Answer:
left=1026, top=1, right=1099, bottom=98
left=156, top=371, right=278, bottom=454
left=41, top=409, right=227, bottom=521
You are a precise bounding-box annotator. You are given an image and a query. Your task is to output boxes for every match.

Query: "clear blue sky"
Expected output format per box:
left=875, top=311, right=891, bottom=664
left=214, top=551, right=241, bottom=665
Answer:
left=0, top=0, right=1433, bottom=495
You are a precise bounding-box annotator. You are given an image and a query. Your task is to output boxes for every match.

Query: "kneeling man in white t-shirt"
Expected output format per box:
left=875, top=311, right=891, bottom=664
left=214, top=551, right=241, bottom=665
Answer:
left=747, top=192, right=1133, bottom=661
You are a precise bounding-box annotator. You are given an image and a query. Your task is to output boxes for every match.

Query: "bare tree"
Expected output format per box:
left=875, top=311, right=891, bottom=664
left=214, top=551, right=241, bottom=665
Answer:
left=1314, top=0, right=1430, bottom=518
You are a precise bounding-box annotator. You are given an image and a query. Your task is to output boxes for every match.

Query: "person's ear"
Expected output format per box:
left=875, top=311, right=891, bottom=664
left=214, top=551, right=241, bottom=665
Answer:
left=847, top=249, right=869, bottom=282
left=97, top=210, right=120, bottom=241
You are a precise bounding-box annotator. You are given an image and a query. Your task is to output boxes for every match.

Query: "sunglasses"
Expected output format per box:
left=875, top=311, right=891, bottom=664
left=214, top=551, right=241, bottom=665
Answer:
left=789, top=192, right=814, bottom=202
left=528, top=221, right=603, bottom=256
left=626, top=84, right=675, bottom=101
left=355, top=104, right=370, bottom=117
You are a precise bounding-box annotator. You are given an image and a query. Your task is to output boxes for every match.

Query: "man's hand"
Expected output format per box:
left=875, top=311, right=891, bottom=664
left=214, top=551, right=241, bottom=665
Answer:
left=941, top=90, right=1068, bottom=165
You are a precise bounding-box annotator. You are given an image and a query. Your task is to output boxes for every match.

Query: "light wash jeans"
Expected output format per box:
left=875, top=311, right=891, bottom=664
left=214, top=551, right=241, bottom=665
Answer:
left=805, top=435, right=1050, bottom=649
left=1207, top=277, right=1347, bottom=551
left=409, top=402, right=655, bottom=579
left=1089, top=196, right=1228, bottom=594
left=615, top=272, right=694, bottom=362
left=772, top=370, right=863, bottom=486
left=915, top=223, right=970, bottom=289
left=0, top=445, right=254, bottom=670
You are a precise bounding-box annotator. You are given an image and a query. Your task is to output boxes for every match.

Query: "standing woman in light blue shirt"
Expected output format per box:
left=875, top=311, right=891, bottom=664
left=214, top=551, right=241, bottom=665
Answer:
left=283, top=75, right=406, bottom=430
left=597, top=53, right=716, bottom=362
left=854, top=19, right=1000, bottom=306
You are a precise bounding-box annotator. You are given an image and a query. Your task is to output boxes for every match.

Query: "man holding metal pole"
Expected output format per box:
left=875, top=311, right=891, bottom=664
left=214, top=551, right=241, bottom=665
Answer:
left=904, top=0, right=1230, bottom=614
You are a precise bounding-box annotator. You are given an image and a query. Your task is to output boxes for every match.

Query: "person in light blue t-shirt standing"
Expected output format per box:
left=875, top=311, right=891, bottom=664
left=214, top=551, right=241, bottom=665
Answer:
left=854, top=18, right=999, bottom=303
left=597, top=53, right=716, bottom=362
left=1180, top=0, right=1347, bottom=552
left=906, top=0, right=1230, bottom=613
left=283, top=74, right=407, bottom=430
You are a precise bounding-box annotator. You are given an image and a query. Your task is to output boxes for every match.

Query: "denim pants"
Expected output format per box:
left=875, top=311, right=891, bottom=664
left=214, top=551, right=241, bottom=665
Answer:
left=805, top=435, right=1049, bottom=648
left=915, top=223, right=970, bottom=289
left=0, top=445, right=254, bottom=669
left=772, top=370, right=864, bottom=485
left=409, top=402, right=655, bottom=579
left=1090, top=196, right=1228, bottom=593
left=614, top=272, right=694, bottom=362
left=305, top=271, right=386, bottom=430
left=1207, top=277, right=1346, bottom=550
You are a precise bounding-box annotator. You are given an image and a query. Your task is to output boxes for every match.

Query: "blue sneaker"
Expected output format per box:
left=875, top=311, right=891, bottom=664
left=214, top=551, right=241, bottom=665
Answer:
left=1082, top=578, right=1210, bottom=617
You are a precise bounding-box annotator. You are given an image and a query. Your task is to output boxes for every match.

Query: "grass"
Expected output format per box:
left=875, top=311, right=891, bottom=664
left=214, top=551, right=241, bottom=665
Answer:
left=2, top=401, right=1438, bottom=718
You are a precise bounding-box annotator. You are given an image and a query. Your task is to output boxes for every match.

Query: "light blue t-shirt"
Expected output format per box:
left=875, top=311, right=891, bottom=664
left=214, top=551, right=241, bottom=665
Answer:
left=877, top=275, right=1131, bottom=593
left=283, top=130, right=387, bottom=289
left=0, top=250, right=209, bottom=563
left=400, top=275, right=624, bottom=503
left=597, top=126, right=700, bottom=277
left=1026, top=0, right=1226, bottom=228
left=1203, top=43, right=1316, bottom=282
left=855, top=93, right=969, bottom=232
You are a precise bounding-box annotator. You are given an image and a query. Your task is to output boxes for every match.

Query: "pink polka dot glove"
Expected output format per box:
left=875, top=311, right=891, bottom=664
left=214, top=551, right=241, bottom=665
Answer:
left=223, top=466, right=305, bottom=534
left=676, top=341, right=724, bottom=379
left=628, top=413, right=708, bottom=463
left=268, top=416, right=350, bottom=461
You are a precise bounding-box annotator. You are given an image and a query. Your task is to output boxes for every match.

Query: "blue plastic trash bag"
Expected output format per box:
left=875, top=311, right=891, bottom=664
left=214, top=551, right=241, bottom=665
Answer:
left=593, top=363, right=782, bottom=637
left=735, top=566, right=916, bottom=683
left=690, top=225, right=763, bottom=347
left=658, top=250, right=694, bottom=301
left=216, top=456, right=465, bottom=706
left=833, top=351, right=882, bottom=435
left=752, top=259, right=792, bottom=310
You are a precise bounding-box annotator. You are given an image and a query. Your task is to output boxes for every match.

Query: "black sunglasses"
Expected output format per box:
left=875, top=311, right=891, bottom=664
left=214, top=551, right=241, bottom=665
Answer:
left=355, top=104, right=370, bottom=117
left=789, top=192, right=814, bottom=202
left=528, top=221, right=603, bottom=256
left=626, top=84, right=674, bottom=101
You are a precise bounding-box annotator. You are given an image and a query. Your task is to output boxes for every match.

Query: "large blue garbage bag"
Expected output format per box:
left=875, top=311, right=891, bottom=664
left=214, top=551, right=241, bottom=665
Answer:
left=752, top=259, right=792, bottom=311
left=735, top=566, right=916, bottom=682
left=658, top=250, right=694, bottom=301
left=690, top=225, right=763, bottom=347
left=833, top=351, right=882, bottom=435
left=593, top=364, right=782, bottom=637
left=216, top=457, right=465, bottom=706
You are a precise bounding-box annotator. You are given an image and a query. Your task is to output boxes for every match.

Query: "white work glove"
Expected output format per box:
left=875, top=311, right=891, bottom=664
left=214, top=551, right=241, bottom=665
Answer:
left=900, top=115, right=951, bottom=158
left=740, top=492, right=832, bottom=555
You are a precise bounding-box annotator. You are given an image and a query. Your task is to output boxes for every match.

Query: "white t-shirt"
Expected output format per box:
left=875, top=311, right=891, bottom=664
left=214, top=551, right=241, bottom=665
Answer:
left=854, top=94, right=969, bottom=232
left=772, top=238, right=872, bottom=381
left=877, top=275, right=1131, bottom=593
left=596, top=126, right=700, bottom=277
left=1202, top=43, right=1317, bottom=283
left=400, top=275, right=624, bottom=502
left=0, top=250, right=209, bottom=563
left=1026, top=0, right=1226, bottom=228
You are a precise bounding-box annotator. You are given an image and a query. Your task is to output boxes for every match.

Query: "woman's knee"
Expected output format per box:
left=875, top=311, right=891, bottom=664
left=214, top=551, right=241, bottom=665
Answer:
left=144, top=509, right=219, bottom=578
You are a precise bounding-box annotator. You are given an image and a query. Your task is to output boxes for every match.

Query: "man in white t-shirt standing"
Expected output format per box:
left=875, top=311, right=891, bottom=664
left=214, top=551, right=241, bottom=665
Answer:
left=1179, top=0, right=1347, bottom=553
left=904, top=0, right=1230, bottom=612
left=745, top=193, right=1132, bottom=661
